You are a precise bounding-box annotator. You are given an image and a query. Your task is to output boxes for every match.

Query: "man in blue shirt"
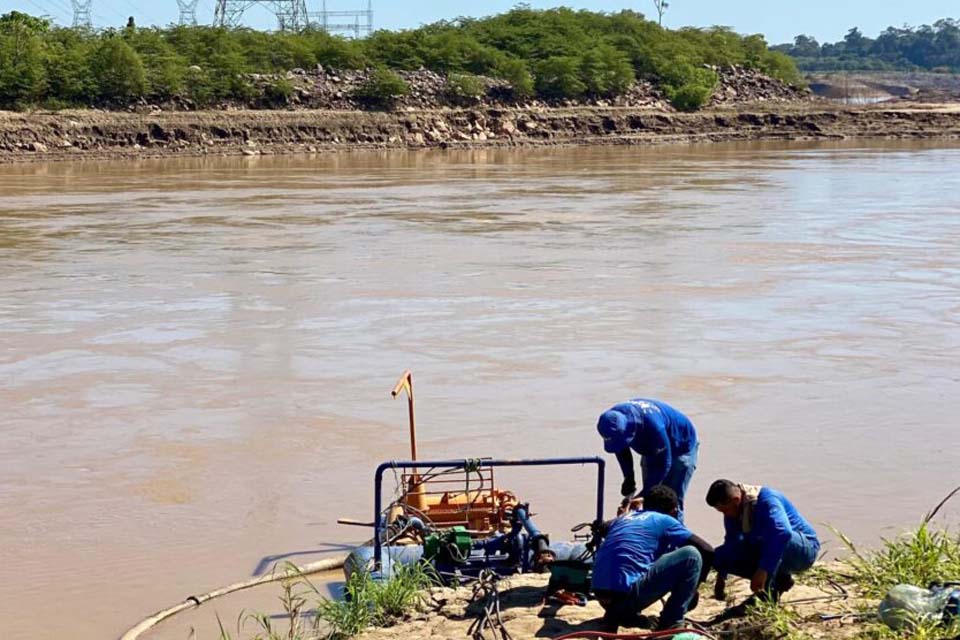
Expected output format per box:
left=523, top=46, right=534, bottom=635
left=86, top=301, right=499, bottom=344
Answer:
left=597, top=398, right=699, bottom=518
left=705, top=479, right=820, bottom=607
left=592, top=485, right=714, bottom=631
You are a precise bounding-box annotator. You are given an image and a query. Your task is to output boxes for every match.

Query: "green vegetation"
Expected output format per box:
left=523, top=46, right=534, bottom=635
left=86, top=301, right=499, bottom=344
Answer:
left=0, top=7, right=802, bottom=111
left=216, top=565, right=324, bottom=640
left=831, top=523, right=960, bottom=600
left=746, top=595, right=812, bottom=640
left=776, top=19, right=960, bottom=72
left=213, top=562, right=436, bottom=640
left=316, top=562, right=437, bottom=639
left=352, top=67, right=409, bottom=105
left=445, top=72, right=486, bottom=103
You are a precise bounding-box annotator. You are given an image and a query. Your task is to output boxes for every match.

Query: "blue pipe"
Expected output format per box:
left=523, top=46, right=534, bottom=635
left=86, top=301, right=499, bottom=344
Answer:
left=373, top=457, right=605, bottom=568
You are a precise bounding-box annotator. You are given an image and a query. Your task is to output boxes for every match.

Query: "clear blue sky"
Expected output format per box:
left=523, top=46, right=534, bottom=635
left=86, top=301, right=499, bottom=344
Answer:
left=5, top=0, right=958, bottom=44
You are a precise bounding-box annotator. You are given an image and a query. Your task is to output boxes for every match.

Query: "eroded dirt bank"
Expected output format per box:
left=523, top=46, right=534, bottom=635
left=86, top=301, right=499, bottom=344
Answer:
left=2, top=102, right=960, bottom=164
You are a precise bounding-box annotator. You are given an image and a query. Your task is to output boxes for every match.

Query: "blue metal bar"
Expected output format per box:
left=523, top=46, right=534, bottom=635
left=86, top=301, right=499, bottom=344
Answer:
left=373, top=456, right=605, bottom=568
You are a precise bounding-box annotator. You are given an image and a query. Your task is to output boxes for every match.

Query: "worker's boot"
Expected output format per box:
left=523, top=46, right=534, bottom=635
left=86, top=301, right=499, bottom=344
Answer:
left=756, top=572, right=795, bottom=604
left=602, top=609, right=655, bottom=632
left=774, top=573, right=795, bottom=598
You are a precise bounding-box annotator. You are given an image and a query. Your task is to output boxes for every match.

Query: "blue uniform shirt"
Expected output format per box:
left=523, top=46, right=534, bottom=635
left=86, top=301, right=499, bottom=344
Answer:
left=592, top=510, right=693, bottom=593
left=723, top=487, right=820, bottom=575
left=599, top=399, right=698, bottom=493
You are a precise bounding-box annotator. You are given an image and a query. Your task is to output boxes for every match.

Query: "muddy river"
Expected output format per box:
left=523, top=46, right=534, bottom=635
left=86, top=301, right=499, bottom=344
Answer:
left=1, top=142, right=959, bottom=639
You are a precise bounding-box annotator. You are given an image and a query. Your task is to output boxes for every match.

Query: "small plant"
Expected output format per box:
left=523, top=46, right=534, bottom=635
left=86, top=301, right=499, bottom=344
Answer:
left=316, top=570, right=375, bottom=639
left=667, top=82, right=715, bottom=111
left=370, top=561, right=436, bottom=623
left=215, top=564, right=322, bottom=640
left=315, top=561, right=438, bottom=639
left=263, top=77, right=295, bottom=106
left=353, top=67, right=409, bottom=106
left=445, top=73, right=485, bottom=104
left=746, top=596, right=812, bottom=640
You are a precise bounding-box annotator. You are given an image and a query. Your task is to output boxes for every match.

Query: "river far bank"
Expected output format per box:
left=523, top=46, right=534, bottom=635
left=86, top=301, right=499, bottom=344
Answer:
left=2, top=100, right=960, bottom=165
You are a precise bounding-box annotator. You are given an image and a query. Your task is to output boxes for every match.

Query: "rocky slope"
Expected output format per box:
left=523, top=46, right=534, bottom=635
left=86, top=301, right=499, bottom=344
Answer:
left=136, top=65, right=806, bottom=113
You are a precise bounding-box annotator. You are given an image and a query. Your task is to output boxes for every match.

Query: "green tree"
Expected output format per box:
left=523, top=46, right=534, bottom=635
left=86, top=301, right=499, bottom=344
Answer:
left=44, top=29, right=95, bottom=105
left=0, top=12, right=50, bottom=107
left=535, top=56, right=586, bottom=99
left=90, top=37, right=146, bottom=102
left=494, top=57, right=534, bottom=98
left=580, top=43, right=635, bottom=97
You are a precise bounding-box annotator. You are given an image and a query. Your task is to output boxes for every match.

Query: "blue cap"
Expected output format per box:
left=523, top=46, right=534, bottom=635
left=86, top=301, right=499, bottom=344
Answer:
left=597, top=410, right=634, bottom=453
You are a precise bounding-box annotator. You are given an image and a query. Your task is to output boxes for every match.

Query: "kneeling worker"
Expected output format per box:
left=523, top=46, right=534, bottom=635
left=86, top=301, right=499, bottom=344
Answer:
left=706, top=479, right=820, bottom=606
left=597, top=398, right=699, bottom=519
left=592, top=485, right=714, bottom=631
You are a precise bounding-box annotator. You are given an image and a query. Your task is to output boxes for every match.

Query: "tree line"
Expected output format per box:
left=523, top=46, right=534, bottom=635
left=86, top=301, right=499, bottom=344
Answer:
left=775, top=19, right=960, bottom=72
left=0, top=7, right=802, bottom=111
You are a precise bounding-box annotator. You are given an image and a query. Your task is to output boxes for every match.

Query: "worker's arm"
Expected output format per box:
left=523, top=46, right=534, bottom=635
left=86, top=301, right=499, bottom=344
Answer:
left=755, top=496, right=793, bottom=591
left=661, top=520, right=713, bottom=584
left=639, top=424, right=672, bottom=497
left=615, top=447, right=636, bottom=497
left=684, top=533, right=715, bottom=584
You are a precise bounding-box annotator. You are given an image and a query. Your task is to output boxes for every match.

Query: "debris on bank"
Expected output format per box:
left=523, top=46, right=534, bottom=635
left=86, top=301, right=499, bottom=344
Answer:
left=710, top=65, right=812, bottom=106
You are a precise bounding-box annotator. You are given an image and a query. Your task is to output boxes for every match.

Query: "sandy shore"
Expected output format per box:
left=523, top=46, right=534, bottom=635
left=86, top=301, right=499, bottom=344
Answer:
left=352, top=566, right=866, bottom=640
left=2, top=101, right=960, bottom=164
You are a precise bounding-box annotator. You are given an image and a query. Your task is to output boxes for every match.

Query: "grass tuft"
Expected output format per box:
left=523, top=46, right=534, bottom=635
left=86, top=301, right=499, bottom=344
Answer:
left=746, top=596, right=813, bottom=640
left=315, top=561, right=439, bottom=639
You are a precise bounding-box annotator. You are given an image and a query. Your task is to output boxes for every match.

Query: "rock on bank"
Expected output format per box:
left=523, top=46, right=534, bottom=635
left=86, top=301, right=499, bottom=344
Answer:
left=2, top=103, right=960, bottom=163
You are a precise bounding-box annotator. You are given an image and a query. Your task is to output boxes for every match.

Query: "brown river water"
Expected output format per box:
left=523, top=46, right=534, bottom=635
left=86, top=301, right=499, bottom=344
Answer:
left=1, top=142, right=959, bottom=639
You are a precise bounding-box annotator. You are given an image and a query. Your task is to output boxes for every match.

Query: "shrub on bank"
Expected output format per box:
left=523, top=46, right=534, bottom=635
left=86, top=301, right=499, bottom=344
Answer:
left=445, top=72, right=486, bottom=104
left=353, top=67, right=410, bottom=106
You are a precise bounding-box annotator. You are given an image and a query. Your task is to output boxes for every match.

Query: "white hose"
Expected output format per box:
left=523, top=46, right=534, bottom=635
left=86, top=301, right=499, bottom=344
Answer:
left=118, top=555, right=348, bottom=640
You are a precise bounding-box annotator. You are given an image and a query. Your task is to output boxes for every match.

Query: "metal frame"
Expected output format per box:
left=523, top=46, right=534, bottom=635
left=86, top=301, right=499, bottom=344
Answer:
left=373, top=457, right=605, bottom=567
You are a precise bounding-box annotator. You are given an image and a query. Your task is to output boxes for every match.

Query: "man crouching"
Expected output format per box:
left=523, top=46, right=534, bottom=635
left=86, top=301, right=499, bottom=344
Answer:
left=591, top=485, right=714, bottom=631
left=706, top=479, right=820, bottom=611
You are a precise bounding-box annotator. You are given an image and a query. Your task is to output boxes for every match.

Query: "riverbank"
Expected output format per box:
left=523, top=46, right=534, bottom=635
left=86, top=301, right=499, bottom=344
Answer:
left=2, top=101, right=960, bottom=164
left=347, top=565, right=863, bottom=640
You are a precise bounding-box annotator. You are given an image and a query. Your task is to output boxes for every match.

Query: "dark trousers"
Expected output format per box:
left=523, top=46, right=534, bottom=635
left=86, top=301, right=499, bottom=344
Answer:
left=599, top=547, right=702, bottom=629
left=714, top=531, right=819, bottom=591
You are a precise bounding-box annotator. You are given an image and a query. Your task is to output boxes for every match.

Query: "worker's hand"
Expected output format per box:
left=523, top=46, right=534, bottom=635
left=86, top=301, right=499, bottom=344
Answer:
left=750, top=569, right=768, bottom=594
left=616, top=496, right=643, bottom=516
left=713, top=574, right=727, bottom=600
left=620, top=477, right=637, bottom=498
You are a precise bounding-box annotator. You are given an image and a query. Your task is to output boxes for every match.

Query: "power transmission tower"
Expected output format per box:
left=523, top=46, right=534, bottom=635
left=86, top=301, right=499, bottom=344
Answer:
left=71, top=0, right=93, bottom=28
left=177, top=0, right=199, bottom=25
left=315, top=0, right=372, bottom=38
left=213, top=0, right=309, bottom=31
